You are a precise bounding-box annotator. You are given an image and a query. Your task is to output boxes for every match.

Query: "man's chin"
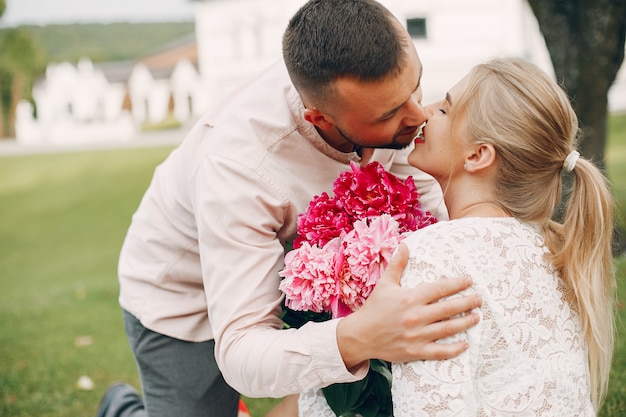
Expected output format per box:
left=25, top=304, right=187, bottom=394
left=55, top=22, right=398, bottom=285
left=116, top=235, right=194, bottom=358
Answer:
left=388, top=137, right=414, bottom=150
left=364, top=141, right=412, bottom=150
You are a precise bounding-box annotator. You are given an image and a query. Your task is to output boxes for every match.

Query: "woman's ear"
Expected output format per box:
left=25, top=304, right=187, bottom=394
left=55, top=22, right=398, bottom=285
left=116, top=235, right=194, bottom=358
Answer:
left=303, top=108, right=335, bottom=130
left=464, top=142, right=496, bottom=173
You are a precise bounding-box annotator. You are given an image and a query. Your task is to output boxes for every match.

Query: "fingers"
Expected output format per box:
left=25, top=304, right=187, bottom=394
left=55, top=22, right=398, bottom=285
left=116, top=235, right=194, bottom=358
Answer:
left=416, top=276, right=477, bottom=304
left=406, top=291, right=482, bottom=326
left=419, top=310, right=480, bottom=343
left=399, top=306, right=480, bottom=362
left=416, top=340, right=470, bottom=361
left=379, top=243, right=409, bottom=285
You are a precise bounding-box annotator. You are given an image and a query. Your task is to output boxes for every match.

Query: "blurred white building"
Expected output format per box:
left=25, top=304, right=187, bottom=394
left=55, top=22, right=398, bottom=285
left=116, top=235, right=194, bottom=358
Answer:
left=15, top=0, right=626, bottom=145
left=16, top=35, right=202, bottom=145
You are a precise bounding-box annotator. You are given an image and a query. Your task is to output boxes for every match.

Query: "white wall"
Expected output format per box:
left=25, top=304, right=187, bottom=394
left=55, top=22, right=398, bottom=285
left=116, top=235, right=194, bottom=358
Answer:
left=195, top=0, right=306, bottom=106
left=194, top=0, right=623, bottom=112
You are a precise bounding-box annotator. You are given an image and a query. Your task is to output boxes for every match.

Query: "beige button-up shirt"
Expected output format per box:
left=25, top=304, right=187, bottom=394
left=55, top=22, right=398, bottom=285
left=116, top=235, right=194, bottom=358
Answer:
left=118, top=61, right=447, bottom=397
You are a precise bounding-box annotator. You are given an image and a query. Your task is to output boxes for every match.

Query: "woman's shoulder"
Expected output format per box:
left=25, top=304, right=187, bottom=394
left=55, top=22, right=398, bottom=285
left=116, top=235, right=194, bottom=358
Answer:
left=402, top=217, right=543, bottom=255
left=403, top=217, right=519, bottom=241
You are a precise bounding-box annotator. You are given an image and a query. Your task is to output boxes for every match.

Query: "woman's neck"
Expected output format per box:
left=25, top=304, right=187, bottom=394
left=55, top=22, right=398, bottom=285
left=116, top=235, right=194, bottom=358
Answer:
left=451, top=201, right=510, bottom=219
left=442, top=179, right=510, bottom=220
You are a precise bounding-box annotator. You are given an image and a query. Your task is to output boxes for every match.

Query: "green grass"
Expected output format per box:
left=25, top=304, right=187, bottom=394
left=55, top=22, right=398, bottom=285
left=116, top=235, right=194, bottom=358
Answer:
left=1, top=114, right=626, bottom=416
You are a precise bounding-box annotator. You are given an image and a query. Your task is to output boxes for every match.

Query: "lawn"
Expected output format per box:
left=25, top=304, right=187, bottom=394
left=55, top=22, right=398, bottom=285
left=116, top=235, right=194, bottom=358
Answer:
left=1, top=114, right=625, bottom=416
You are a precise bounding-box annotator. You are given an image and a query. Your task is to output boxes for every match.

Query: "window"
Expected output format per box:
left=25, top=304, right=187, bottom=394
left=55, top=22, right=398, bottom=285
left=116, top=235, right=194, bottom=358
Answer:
left=406, top=17, right=427, bottom=39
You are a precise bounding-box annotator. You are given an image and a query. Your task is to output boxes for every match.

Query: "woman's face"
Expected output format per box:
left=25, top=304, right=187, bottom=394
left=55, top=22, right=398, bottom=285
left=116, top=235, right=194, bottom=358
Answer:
left=408, top=74, right=469, bottom=184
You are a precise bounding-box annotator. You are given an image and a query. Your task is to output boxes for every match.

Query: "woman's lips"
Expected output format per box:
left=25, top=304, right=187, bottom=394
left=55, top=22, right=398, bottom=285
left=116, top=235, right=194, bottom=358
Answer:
left=414, top=126, right=425, bottom=143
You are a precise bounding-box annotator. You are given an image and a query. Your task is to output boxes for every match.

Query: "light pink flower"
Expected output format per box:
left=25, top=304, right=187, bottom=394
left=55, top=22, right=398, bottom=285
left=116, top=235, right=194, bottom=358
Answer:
left=278, top=239, right=341, bottom=313
left=338, top=215, right=403, bottom=312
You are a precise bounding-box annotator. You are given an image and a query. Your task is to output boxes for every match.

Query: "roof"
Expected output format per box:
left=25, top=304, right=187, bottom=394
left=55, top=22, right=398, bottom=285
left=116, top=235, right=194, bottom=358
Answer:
left=137, top=33, right=198, bottom=78
left=95, top=60, right=135, bottom=84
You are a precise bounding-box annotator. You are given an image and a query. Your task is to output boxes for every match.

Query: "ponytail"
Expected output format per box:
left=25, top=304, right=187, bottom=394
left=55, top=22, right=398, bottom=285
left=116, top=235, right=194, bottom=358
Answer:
left=545, top=157, right=616, bottom=408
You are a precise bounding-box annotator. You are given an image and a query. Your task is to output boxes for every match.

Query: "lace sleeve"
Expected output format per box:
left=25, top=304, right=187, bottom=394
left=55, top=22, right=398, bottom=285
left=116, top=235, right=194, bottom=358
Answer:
left=298, top=389, right=341, bottom=417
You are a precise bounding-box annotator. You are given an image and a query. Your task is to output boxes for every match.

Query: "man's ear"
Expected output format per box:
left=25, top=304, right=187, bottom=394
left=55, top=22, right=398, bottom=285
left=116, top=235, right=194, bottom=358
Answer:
left=303, top=108, right=335, bottom=130
left=464, top=142, right=496, bottom=172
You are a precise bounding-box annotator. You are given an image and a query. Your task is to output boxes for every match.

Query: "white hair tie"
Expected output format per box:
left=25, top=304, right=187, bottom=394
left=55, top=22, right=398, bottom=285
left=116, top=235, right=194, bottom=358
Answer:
left=563, top=150, right=580, bottom=172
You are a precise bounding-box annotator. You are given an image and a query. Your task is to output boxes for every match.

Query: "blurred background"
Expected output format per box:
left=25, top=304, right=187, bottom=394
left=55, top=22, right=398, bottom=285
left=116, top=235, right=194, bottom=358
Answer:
left=0, top=0, right=625, bottom=416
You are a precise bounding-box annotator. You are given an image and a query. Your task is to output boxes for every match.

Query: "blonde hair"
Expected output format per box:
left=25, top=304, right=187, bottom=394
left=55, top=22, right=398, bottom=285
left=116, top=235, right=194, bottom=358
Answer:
left=452, top=57, right=616, bottom=408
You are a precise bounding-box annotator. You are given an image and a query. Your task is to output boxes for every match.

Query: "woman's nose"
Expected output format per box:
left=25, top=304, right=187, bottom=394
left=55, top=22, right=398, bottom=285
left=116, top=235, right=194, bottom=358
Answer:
left=423, top=103, right=437, bottom=120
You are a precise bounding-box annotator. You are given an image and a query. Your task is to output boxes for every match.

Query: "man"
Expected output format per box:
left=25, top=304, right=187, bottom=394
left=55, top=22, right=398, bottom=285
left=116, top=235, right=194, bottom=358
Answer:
left=97, top=1, right=482, bottom=416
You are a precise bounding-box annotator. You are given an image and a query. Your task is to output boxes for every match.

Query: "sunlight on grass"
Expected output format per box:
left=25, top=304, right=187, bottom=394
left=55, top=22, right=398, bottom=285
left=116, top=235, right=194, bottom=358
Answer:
left=0, top=147, right=172, bottom=417
left=607, top=115, right=626, bottom=237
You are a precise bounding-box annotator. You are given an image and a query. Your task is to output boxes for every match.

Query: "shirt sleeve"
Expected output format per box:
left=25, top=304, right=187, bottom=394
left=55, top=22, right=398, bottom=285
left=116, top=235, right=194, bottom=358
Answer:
left=192, top=152, right=368, bottom=398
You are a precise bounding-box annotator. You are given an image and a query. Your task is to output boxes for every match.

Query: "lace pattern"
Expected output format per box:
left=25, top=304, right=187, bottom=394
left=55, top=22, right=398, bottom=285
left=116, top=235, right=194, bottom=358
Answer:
left=393, top=218, right=594, bottom=416
left=298, top=389, right=348, bottom=417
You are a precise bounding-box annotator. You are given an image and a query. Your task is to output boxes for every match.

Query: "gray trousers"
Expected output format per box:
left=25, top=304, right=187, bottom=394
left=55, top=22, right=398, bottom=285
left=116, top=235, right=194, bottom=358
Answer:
left=114, top=309, right=240, bottom=417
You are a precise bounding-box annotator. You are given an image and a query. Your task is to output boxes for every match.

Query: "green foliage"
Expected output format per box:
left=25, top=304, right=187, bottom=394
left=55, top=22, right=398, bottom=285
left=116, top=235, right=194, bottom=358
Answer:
left=322, top=360, right=392, bottom=417
left=0, top=22, right=194, bottom=64
left=0, top=27, right=46, bottom=71
left=0, top=27, right=46, bottom=136
left=607, top=114, right=626, bottom=253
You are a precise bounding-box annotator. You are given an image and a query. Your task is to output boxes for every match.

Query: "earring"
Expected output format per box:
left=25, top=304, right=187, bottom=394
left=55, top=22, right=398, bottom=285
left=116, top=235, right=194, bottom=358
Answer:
left=463, top=163, right=467, bottom=170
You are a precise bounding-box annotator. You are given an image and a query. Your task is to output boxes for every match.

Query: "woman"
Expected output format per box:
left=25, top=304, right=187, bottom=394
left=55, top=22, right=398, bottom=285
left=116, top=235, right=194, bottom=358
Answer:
left=393, top=57, right=615, bottom=416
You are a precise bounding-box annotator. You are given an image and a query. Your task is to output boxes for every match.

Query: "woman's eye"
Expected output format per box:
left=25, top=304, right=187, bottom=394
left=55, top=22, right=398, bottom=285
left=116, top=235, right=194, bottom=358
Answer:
left=439, top=108, right=447, bottom=115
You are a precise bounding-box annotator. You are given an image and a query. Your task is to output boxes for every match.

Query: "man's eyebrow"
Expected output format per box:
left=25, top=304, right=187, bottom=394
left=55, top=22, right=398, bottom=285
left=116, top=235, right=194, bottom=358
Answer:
left=379, top=66, right=423, bottom=120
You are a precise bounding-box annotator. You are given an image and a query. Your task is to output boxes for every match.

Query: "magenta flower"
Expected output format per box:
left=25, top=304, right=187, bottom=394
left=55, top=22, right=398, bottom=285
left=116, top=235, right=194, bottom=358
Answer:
left=333, top=161, right=435, bottom=233
left=294, top=192, right=352, bottom=249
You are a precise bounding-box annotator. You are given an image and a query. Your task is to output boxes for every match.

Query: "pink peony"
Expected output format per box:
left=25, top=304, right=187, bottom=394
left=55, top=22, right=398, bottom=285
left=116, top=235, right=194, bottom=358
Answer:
left=333, top=161, right=436, bottom=233
left=338, top=215, right=403, bottom=312
left=278, top=239, right=342, bottom=313
left=294, top=192, right=352, bottom=249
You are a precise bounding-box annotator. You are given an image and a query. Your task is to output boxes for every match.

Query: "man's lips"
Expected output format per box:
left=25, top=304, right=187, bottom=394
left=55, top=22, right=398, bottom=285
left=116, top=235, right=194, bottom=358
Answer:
left=399, top=126, right=417, bottom=137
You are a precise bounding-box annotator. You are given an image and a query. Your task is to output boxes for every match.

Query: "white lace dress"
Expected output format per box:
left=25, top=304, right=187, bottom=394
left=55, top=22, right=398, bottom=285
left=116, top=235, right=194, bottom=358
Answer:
left=393, top=217, right=594, bottom=416
left=298, top=218, right=594, bottom=417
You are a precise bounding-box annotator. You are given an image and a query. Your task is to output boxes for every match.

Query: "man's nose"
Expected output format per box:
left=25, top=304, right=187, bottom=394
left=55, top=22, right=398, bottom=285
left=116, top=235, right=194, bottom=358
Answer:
left=404, top=96, right=426, bottom=125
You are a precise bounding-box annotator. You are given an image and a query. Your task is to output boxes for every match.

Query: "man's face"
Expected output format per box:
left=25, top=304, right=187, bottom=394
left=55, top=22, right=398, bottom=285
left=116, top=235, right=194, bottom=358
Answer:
left=322, top=43, right=426, bottom=151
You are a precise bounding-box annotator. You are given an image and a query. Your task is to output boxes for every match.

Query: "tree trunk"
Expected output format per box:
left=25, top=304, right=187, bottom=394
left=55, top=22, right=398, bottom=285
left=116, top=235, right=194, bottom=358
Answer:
left=8, top=70, right=24, bottom=138
left=0, top=83, right=4, bottom=138
left=526, top=0, right=626, bottom=170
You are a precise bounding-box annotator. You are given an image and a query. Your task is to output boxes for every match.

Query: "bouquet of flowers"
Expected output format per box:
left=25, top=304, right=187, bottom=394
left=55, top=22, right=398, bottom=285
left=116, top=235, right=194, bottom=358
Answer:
left=279, top=161, right=437, bottom=417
